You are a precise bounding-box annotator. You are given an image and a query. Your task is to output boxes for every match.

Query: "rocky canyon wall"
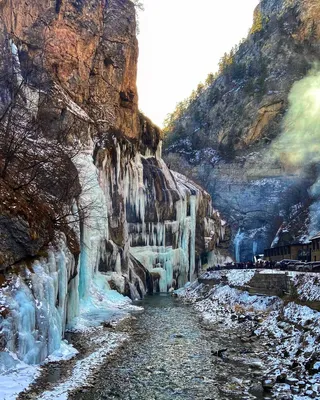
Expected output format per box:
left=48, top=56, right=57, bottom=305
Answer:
left=0, top=0, right=227, bottom=366
left=163, top=0, right=320, bottom=260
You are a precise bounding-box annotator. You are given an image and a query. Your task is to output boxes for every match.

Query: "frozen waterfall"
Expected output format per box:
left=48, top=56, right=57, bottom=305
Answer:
left=0, top=237, right=78, bottom=366
left=234, top=229, right=245, bottom=263
left=0, top=140, right=223, bottom=369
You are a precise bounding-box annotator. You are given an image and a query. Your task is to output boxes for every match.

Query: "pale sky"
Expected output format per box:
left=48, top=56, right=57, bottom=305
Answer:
left=137, top=0, right=259, bottom=127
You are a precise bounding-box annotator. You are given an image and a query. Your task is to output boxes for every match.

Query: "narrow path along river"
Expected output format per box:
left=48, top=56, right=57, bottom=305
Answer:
left=70, top=294, right=267, bottom=400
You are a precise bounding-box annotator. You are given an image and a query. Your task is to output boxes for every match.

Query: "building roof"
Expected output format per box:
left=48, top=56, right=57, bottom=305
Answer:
left=265, top=242, right=311, bottom=251
left=311, top=232, right=320, bottom=241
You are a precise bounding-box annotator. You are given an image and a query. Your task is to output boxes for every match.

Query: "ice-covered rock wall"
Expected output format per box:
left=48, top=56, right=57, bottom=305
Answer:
left=95, top=137, right=225, bottom=293
left=0, top=237, right=79, bottom=364
left=0, top=134, right=225, bottom=367
left=0, top=0, right=227, bottom=368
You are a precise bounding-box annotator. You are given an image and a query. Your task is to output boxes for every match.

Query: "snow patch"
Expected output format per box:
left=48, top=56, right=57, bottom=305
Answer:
left=0, top=352, right=40, bottom=400
left=38, top=332, right=127, bottom=400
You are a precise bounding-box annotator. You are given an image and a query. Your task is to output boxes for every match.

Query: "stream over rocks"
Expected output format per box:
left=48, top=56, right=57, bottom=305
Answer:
left=70, top=294, right=266, bottom=400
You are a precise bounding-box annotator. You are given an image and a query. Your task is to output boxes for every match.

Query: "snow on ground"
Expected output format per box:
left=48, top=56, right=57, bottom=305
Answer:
left=0, top=353, right=40, bottom=400
left=38, top=331, right=127, bottom=400
left=177, top=276, right=320, bottom=399
left=292, top=273, right=320, bottom=302
left=226, top=269, right=255, bottom=286
left=0, top=270, right=141, bottom=400
left=200, top=268, right=320, bottom=303
left=258, top=269, right=287, bottom=274
left=196, top=286, right=279, bottom=328
left=45, top=341, right=79, bottom=363
left=205, top=285, right=278, bottom=312
left=0, top=341, right=79, bottom=399
left=199, top=269, right=255, bottom=286
left=178, top=280, right=280, bottom=327
left=254, top=301, right=320, bottom=397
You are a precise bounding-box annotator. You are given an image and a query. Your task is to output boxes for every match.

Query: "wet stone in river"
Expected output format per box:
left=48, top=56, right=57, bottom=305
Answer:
left=70, top=294, right=267, bottom=400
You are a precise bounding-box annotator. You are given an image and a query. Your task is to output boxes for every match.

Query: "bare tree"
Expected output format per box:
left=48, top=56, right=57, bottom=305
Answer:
left=0, top=38, right=97, bottom=252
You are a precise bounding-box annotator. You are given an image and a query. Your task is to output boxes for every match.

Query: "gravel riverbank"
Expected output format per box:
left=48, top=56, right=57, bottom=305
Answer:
left=13, top=270, right=320, bottom=400
left=176, top=271, right=320, bottom=400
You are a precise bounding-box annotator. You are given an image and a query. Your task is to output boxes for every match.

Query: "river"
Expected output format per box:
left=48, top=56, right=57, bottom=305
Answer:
left=69, top=294, right=266, bottom=400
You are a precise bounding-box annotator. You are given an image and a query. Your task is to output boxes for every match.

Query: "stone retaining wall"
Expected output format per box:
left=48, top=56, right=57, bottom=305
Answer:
left=247, top=272, right=290, bottom=296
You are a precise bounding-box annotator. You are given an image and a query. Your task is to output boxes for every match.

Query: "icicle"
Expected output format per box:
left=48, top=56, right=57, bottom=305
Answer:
left=10, top=40, right=39, bottom=115
left=0, top=238, right=77, bottom=366
left=75, top=153, right=108, bottom=301
left=234, top=229, right=245, bottom=263
left=128, top=283, right=140, bottom=301
left=189, top=195, right=197, bottom=281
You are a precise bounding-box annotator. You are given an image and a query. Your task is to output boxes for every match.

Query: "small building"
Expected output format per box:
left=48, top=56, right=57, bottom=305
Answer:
left=311, top=233, right=320, bottom=261
left=264, top=243, right=311, bottom=262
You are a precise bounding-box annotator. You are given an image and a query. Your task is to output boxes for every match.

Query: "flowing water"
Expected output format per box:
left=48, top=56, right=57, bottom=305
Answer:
left=70, top=294, right=266, bottom=400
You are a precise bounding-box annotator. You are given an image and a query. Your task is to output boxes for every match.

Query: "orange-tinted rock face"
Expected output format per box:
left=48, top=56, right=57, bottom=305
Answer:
left=296, top=0, right=320, bottom=42
left=0, top=0, right=226, bottom=279
left=0, top=1, right=227, bottom=372
left=1, top=0, right=139, bottom=139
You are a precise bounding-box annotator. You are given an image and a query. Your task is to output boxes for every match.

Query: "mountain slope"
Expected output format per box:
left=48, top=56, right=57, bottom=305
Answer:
left=163, top=0, right=320, bottom=260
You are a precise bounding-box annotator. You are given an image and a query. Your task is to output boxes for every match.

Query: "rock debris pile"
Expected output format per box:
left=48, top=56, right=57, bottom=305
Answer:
left=176, top=270, right=320, bottom=399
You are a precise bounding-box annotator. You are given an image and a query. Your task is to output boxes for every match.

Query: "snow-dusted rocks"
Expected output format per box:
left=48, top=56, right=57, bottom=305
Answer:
left=177, top=271, right=320, bottom=399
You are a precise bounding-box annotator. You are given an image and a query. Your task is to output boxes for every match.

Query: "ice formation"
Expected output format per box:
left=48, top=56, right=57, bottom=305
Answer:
left=0, top=237, right=78, bottom=369
left=96, top=139, right=224, bottom=292
left=234, top=229, right=245, bottom=262
left=0, top=139, right=224, bottom=372
left=0, top=37, right=225, bottom=378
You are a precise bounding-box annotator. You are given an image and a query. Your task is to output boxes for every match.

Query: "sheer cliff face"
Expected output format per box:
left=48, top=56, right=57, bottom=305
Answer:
left=164, top=0, right=320, bottom=261
left=0, top=0, right=225, bottom=284
left=0, top=0, right=227, bottom=364
left=1, top=0, right=139, bottom=139
left=0, top=0, right=226, bottom=363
